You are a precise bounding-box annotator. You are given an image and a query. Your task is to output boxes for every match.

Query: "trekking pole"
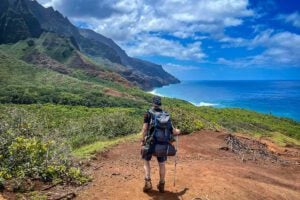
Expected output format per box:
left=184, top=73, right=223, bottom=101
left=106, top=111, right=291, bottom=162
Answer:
left=173, top=134, right=179, bottom=187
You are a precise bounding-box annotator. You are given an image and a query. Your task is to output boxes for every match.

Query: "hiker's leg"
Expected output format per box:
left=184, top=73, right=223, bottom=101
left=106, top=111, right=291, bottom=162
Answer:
left=143, top=159, right=152, bottom=192
left=157, top=156, right=167, bottom=182
left=144, top=160, right=151, bottom=179
left=158, top=162, right=165, bottom=182
left=142, top=150, right=153, bottom=192
left=157, top=158, right=167, bottom=193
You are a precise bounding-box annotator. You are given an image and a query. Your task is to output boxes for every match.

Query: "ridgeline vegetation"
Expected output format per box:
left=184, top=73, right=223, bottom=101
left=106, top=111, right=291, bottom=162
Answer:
left=1, top=41, right=300, bottom=194
left=0, top=0, right=299, bottom=196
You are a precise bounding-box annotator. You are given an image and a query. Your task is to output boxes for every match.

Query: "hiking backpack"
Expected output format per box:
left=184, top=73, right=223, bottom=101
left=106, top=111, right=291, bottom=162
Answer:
left=148, top=109, right=173, bottom=143
left=141, top=108, right=176, bottom=157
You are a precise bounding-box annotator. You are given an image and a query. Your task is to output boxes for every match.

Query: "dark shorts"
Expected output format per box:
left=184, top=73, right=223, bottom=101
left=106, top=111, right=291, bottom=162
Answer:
left=144, top=153, right=167, bottom=163
left=142, top=144, right=167, bottom=163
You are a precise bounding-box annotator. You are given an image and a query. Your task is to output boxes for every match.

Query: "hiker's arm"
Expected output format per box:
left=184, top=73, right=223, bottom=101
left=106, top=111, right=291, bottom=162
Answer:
left=141, top=123, right=148, bottom=145
left=172, top=128, right=181, bottom=136
left=171, top=122, right=180, bottom=135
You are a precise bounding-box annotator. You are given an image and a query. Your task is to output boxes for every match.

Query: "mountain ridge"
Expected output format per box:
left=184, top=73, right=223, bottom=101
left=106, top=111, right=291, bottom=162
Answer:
left=0, top=0, right=42, bottom=43
left=0, top=0, right=180, bottom=90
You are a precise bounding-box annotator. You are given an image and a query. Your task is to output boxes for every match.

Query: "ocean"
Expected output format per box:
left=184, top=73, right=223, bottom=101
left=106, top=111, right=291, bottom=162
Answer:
left=151, top=80, right=300, bottom=121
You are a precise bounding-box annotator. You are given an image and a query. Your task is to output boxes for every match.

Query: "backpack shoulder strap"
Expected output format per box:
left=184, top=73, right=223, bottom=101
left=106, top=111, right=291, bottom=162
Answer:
left=148, top=108, right=155, bottom=125
left=148, top=108, right=163, bottom=130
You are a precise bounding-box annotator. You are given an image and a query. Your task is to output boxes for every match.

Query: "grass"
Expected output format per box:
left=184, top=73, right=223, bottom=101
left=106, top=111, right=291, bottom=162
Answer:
left=72, top=133, right=140, bottom=158
left=0, top=104, right=143, bottom=148
left=0, top=50, right=146, bottom=107
left=0, top=32, right=77, bottom=63
left=264, top=132, right=300, bottom=146
left=1, top=32, right=300, bottom=191
left=196, top=107, right=300, bottom=140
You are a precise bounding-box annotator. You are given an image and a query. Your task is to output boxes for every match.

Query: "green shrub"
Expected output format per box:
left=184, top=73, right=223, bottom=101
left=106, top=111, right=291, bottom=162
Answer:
left=0, top=113, right=88, bottom=191
left=165, top=105, right=210, bottom=134
left=70, top=109, right=141, bottom=147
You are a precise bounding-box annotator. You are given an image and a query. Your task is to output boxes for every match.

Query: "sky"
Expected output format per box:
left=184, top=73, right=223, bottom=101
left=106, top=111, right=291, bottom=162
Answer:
left=37, top=0, right=300, bottom=80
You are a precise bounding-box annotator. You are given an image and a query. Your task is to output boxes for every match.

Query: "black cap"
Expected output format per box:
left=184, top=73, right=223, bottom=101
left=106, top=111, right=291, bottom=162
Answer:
left=152, top=95, right=162, bottom=106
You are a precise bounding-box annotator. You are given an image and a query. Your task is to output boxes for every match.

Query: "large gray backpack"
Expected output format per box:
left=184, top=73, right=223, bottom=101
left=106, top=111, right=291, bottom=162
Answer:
left=149, top=109, right=173, bottom=143
left=149, top=109, right=176, bottom=157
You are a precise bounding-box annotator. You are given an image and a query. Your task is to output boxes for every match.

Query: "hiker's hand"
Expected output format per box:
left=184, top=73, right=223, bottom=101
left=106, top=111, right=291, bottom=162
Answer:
left=173, top=128, right=181, bottom=135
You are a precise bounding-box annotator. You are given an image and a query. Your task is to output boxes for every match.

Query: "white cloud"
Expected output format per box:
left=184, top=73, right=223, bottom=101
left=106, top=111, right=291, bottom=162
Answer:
left=163, top=63, right=200, bottom=71
left=251, top=30, right=300, bottom=66
left=218, top=30, right=300, bottom=67
left=123, top=34, right=206, bottom=60
left=278, top=12, right=300, bottom=28
left=217, top=28, right=300, bottom=67
left=88, top=0, right=253, bottom=41
left=37, top=0, right=253, bottom=60
left=36, top=0, right=300, bottom=68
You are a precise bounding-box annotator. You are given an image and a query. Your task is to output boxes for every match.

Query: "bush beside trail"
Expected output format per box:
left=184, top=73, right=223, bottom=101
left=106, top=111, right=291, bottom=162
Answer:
left=0, top=102, right=299, bottom=195
left=0, top=118, right=88, bottom=193
left=0, top=104, right=144, bottom=192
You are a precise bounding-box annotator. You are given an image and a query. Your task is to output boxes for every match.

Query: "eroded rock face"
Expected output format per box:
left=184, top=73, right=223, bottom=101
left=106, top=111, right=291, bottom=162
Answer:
left=0, top=0, right=42, bottom=44
left=78, top=29, right=180, bottom=90
left=22, top=50, right=70, bottom=74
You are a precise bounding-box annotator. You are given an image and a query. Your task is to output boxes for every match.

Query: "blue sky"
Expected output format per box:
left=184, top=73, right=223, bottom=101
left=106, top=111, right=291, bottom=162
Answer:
left=37, top=0, right=300, bottom=80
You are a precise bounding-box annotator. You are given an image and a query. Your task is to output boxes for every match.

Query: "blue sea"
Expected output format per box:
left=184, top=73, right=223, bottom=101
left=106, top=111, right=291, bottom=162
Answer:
left=151, top=80, right=300, bottom=121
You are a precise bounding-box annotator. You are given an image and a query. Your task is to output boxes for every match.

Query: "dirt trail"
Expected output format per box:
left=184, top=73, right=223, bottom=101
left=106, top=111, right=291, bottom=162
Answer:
left=77, top=131, right=300, bottom=200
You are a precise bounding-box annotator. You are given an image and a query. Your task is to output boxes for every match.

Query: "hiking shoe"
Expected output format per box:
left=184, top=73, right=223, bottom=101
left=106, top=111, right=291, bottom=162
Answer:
left=143, top=178, right=152, bottom=192
left=157, top=181, right=165, bottom=193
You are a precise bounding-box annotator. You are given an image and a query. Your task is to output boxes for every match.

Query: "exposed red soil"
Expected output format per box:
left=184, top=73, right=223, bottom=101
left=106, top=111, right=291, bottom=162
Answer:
left=76, top=131, right=300, bottom=200
left=70, top=53, right=134, bottom=88
left=103, top=88, right=125, bottom=98
left=97, top=71, right=134, bottom=88
left=23, top=51, right=70, bottom=74
left=103, top=88, right=140, bottom=102
left=1, top=131, right=299, bottom=200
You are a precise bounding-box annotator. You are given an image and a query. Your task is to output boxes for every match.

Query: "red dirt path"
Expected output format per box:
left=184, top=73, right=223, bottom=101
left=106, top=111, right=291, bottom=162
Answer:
left=77, top=131, right=300, bottom=200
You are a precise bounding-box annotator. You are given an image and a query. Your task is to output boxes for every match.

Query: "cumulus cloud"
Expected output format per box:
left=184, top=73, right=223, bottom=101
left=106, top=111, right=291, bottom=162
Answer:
left=123, top=34, right=205, bottom=60
left=37, top=0, right=299, bottom=68
left=37, top=0, right=253, bottom=60
left=278, top=12, right=300, bottom=28
left=41, top=0, right=252, bottom=40
left=163, top=63, right=200, bottom=72
left=41, top=0, right=120, bottom=19
left=251, top=31, right=300, bottom=66
left=218, top=30, right=300, bottom=67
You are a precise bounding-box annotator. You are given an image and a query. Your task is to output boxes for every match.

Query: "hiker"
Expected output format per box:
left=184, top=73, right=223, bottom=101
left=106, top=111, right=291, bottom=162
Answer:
left=141, top=95, right=180, bottom=193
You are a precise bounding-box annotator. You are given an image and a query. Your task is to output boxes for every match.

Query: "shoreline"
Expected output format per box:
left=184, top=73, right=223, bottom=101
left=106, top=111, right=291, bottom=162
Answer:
left=148, top=81, right=300, bottom=122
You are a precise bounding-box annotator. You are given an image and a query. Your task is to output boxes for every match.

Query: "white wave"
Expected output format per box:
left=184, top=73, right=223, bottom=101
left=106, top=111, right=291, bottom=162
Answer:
left=147, top=90, right=166, bottom=97
left=148, top=91, right=218, bottom=107
left=191, top=102, right=218, bottom=107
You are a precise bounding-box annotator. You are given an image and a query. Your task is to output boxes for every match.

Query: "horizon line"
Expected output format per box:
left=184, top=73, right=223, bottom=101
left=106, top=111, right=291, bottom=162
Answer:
left=179, top=79, right=300, bottom=81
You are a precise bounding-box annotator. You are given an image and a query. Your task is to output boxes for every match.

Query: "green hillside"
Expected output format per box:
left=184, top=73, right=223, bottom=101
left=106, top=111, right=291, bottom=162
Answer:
left=1, top=0, right=298, bottom=197
left=0, top=34, right=299, bottom=195
left=0, top=51, right=146, bottom=107
left=0, top=42, right=299, bottom=145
